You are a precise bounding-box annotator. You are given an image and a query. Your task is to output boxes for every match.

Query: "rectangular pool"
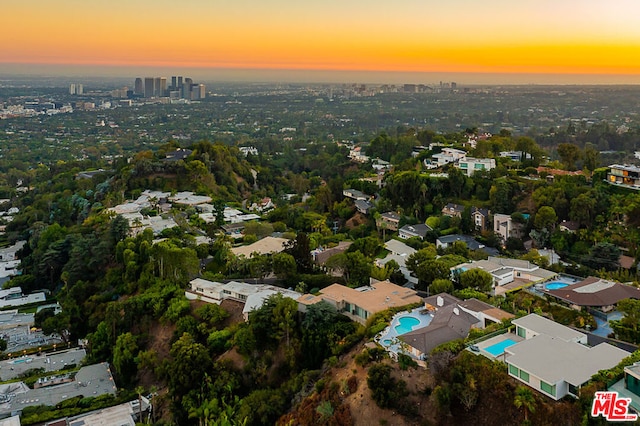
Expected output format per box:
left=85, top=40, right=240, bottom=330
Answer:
left=484, top=338, right=518, bottom=356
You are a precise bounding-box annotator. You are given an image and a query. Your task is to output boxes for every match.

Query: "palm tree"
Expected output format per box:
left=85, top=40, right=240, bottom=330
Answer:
left=513, top=385, right=536, bottom=422
left=135, top=385, right=145, bottom=423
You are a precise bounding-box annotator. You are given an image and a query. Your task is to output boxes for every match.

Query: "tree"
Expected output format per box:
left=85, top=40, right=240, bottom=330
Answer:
left=583, top=146, right=600, bottom=172
left=406, top=247, right=451, bottom=291
left=557, top=143, right=581, bottom=171
left=430, top=279, right=454, bottom=295
left=113, top=332, right=139, bottom=385
left=534, top=206, right=557, bottom=231
left=284, top=232, right=314, bottom=274
left=569, top=192, right=597, bottom=227
left=585, top=242, right=620, bottom=271
left=168, top=333, right=212, bottom=398
left=514, top=385, right=536, bottom=422
left=458, top=269, right=493, bottom=292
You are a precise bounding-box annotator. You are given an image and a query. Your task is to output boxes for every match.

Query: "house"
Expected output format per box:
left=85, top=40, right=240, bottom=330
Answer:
left=342, top=189, right=369, bottom=201
left=377, top=212, right=401, bottom=231
left=242, top=288, right=302, bottom=321
left=239, top=146, right=258, bottom=156
left=297, top=280, right=422, bottom=325
left=375, top=240, right=418, bottom=287
left=494, top=213, right=526, bottom=244
left=610, top=363, right=640, bottom=413
left=471, top=207, right=490, bottom=231
left=504, top=314, right=629, bottom=400
left=455, top=157, right=496, bottom=177
left=230, top=236, right=288, bottom=257
left=249, top=197, right=275, bottom=213
left=348, top=146, right=370, bottom=163
left=168, top=191, right=212, bottom=206
left=543, top=276, right=640, bottom=313
left=436, top=234, right=485, bottom=251
left=399, top=223, right=432, bottom=240
left=186, top=279, right=300, bottom=320
left=164, top=148, right=192, bottom=161
left=499, top=151, right=532, bottom=162
left=355, top=199, right=374, bottom=214
left=458, top=298, right=515, bottom=328
left=558, top=220, right=579, bottom=233
left=607, top=164, right=640, bottom=189
left=400, top=293, right=483, bottom=360
left=372, top=158, right=392, bottom=171
left=312, top=241, right=352, bottom=265
left=221, top=223, right=245, bottom=238
left=451, top=257, right=556, bottom=295
left=401, top=304, right=479, bottom=359
left=431, top=148, right=467, bottom=166
left=441, top=203, right=465, bottom=218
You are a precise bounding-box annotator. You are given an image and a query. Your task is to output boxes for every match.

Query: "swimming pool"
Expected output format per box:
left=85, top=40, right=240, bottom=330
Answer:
left=545, top=282, right=568, bottom=290
left=484, top=339, right=518, bottom=356
left=394, top=316, right=420, bottom=335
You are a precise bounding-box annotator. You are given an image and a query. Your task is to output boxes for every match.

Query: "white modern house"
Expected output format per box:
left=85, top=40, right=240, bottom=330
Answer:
left=431, top=148, right=467, bottom=166
left=455, top=157, right=496, bottom=176
left=504, top=314, right=629, bottom=400
left=185, top=278, right=301, bottom=321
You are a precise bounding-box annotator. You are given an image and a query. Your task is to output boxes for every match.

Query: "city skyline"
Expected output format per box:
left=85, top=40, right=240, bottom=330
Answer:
left=3, top=1, right=640, bottom=84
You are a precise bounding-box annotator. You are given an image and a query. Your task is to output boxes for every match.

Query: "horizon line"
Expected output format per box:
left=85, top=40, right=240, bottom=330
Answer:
left=1, top=62, right=640, bottom=86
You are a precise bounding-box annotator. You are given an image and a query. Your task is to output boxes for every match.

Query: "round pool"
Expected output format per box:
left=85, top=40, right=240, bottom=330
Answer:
left=545, top=282, right=568, bottom=291
left=395, top=316, right=420, bottom=335
left=383, top=339, right=392, bottom=346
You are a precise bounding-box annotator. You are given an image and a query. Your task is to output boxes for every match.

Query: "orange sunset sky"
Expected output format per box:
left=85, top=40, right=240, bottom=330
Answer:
left=3, top=0, right=640, bottom=83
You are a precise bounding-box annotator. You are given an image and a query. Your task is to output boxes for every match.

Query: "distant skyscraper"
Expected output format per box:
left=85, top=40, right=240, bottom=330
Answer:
left=154, top=77, right=161, bottom=97
left=177, top=76, right=183, bottom=89
left=159, top=77, right=167, bottom=97
left=192, top=84, right=206, bottom=100
left=182, top=78, right=193, bottom=99
left=134, top=78, right=144, bottom=94
left=171, top=76, right=177, bottom=90
left=69, top=83, right=84, bottom=95
left=144, top=77, right=154, bottom=98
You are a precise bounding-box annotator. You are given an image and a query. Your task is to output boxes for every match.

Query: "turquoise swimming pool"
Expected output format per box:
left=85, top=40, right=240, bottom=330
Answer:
left=545, top=282, right=568, bottom=290
left=484, top=338, right=518, bottom=356
left=395, top=316, right=420, bottom=335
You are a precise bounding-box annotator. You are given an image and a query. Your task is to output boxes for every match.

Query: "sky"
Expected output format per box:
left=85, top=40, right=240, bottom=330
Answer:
left=3, top=0, right=640, bottom=84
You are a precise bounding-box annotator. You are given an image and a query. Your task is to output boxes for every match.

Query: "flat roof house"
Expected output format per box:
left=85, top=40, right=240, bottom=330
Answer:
left=455, top=157, right=496, bottom=177
left=505, top=314, right=629, bottom=400
left=297, top=280, right=422, bottom=325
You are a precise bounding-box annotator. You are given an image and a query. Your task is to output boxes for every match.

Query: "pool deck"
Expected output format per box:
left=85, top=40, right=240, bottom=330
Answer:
left=472, top=333, right=524, bottom=360
left=376, top=307, right=434, bottom=359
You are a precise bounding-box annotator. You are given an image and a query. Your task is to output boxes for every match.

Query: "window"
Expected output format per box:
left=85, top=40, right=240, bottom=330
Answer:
left=519, top=370, right=529, bottom=383
left=568, top=383, right=579, bottom=396
left=509, top=364, right=519, bottom=376
left=540, top=381, right=556, bottom=397
left=517, top=326, right=526, bottom=338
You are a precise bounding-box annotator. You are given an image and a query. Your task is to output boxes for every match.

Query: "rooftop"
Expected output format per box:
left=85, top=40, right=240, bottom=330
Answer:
left=230, top=236, right=288, bottom=257
left=316, top=280, right=422, bottom=314
left=545, top=276, right=640, bottom=307
left=506, top=334, right=629, bottom=386
left=512, top=313, right=585, bottom=342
